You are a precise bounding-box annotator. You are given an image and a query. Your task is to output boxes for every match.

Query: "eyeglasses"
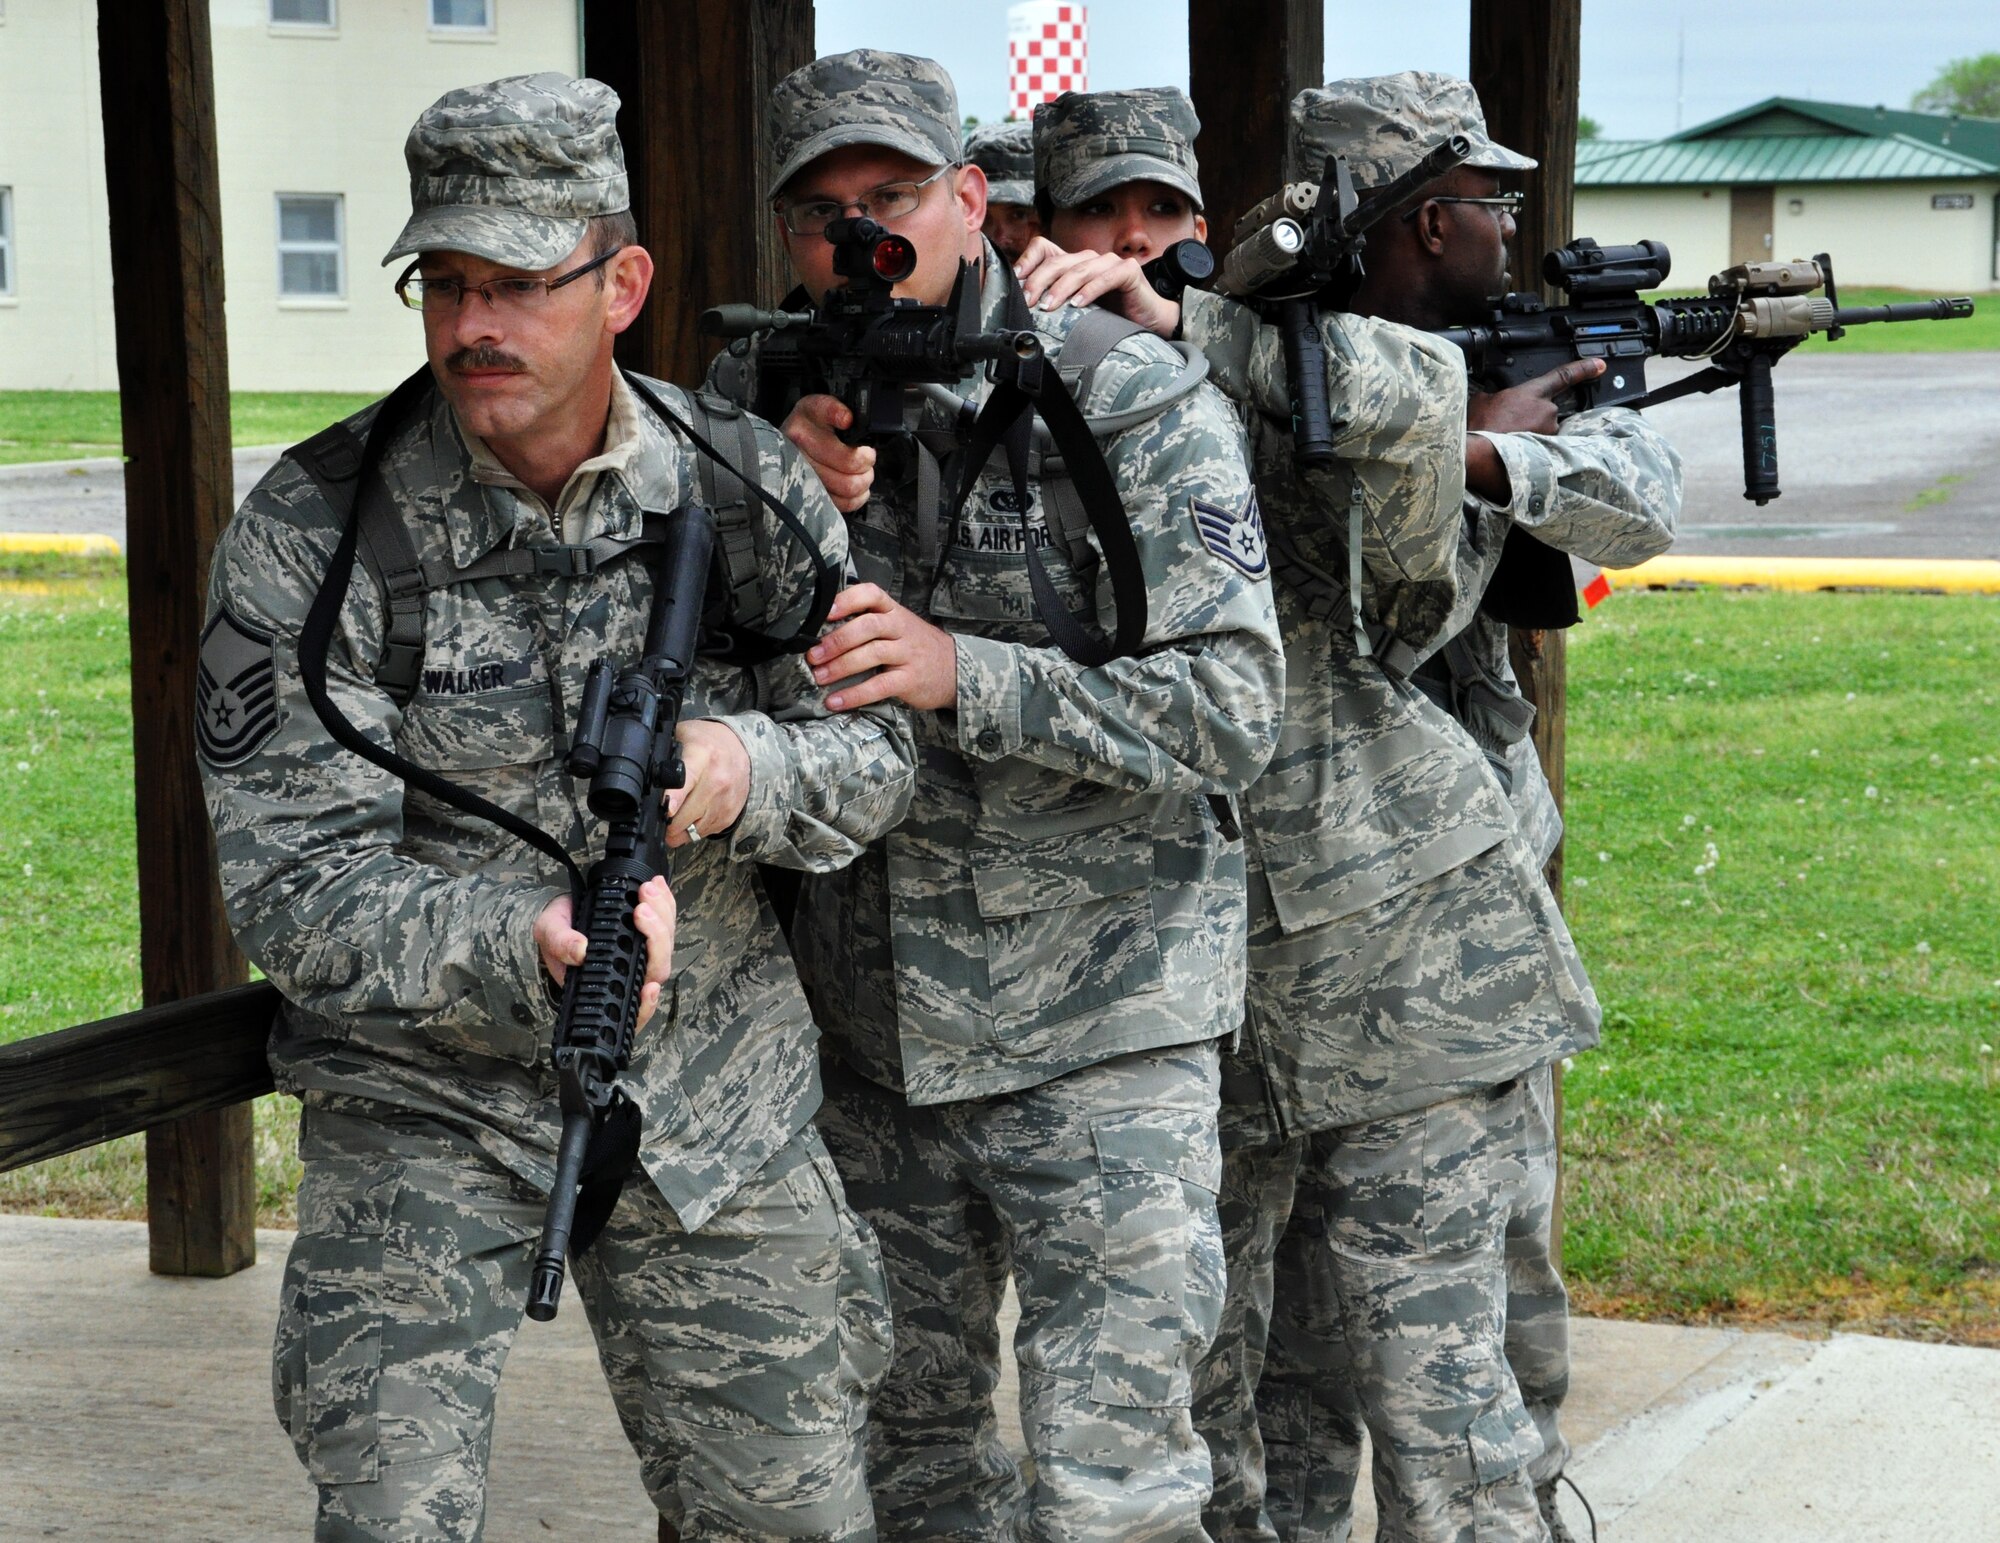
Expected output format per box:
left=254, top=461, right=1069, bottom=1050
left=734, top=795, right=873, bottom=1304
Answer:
left=1402, top=191, right=1527, bottom=221
left=395, top=248, right=618, bottom=313
left=776, top=163, right=959, bottom=238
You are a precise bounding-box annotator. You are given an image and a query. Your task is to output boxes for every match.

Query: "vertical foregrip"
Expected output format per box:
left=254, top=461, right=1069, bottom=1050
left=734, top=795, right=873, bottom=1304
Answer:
left=1282, top=297, right=1339, bottom=471
left=1739, top=352, right=1779, bottom=504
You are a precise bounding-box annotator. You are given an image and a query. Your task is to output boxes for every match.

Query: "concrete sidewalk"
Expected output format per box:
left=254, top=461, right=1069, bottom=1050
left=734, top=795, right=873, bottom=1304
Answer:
left=2, top=1214, right=1996, bottom=1539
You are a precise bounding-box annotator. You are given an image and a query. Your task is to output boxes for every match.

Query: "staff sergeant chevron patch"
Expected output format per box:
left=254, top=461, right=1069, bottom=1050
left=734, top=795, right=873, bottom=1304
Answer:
left=196, top=607, right=279, bottom=768
left=1191, top=489, right=1269, bottom=578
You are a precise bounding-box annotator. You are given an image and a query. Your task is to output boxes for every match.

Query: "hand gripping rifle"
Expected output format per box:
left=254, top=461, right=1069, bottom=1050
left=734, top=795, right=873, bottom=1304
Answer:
left=1435, top=238, right=1975, bottom=504
left=525, top=504, right=716, bottom=1321
left=1218, top=136, right=1475, bottom=470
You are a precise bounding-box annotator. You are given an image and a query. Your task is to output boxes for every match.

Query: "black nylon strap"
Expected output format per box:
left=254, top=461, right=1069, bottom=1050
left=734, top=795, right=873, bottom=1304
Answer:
left=296, top=366, right=589, bottom=901
left=944, top=272, right=1149, bottom=667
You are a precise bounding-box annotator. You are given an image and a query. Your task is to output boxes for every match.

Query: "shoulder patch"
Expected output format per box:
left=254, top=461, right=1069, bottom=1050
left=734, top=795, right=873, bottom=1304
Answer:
left=196, top=607, right=280, bottom=769
left=1191, top=489, right=1269, bottom=579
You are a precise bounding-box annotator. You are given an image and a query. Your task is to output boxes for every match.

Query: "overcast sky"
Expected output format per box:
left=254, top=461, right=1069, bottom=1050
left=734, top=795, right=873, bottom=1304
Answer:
left=814, top=0, right=1994, bottom=142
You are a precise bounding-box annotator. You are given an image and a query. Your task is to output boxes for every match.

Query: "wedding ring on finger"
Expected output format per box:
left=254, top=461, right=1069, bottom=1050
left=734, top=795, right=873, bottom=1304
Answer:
left=683, top=820, right=702, bottom=844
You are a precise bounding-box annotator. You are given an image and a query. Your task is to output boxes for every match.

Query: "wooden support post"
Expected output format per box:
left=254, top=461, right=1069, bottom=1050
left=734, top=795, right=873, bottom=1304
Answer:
left=584, top=0, right=815, bottom=386
left=1471, top=0, right=1581, bottom=1267
left=98, top=0, right=257, bottom=1279
left=1188, top=0, right=1323, bottom=256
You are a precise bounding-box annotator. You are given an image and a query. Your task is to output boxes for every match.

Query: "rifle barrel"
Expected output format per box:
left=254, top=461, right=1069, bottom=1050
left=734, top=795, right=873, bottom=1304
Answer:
left=1830, top=297, right=1975, bottom=326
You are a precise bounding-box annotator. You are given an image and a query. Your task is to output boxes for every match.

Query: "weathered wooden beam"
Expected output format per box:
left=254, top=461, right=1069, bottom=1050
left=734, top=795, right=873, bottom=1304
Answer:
left=98, top=0, right=257, bottom=1278
left=584, top=0, right=815, bottom=386
left=1473, top=0, right=1581, bottom=1268
left=0, top=984, right=279, bottom=1176
left=1188, top=0, right=1323, bottom=258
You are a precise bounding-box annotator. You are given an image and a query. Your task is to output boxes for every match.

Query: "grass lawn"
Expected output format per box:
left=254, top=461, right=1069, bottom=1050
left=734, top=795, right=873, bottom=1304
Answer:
left=0, top=391, right=378, bottom=467
left=1561, top=586, right=2000, bottom=1343
left=2, top=555, right=1996, bottom=1342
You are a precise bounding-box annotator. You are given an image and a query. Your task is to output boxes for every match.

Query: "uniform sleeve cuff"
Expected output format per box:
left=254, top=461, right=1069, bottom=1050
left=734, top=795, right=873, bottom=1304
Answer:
left=951, top=633, right=1024, bottom=761
left=1470, top=429, right=1557, bottom=524
left=706, top=711, right=793, bottom=861
left=478, top=881, right=568, bottom=1036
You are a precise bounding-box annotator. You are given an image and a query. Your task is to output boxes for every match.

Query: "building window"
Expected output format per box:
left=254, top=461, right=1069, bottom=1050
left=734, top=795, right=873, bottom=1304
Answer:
left=0, top=188, right=14, bottom=297
left=276, top=194, right=343, bottom=299
left=270, top=0, right=335, bottom=26
left=430, top=0, right=493, bottom=32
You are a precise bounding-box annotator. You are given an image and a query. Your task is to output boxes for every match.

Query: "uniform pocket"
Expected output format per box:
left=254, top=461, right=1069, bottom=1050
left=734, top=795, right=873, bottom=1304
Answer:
left=1466, top=1394, right=1542, bottom=1486
left=1089, top=1113, right=1224, bottom=1410
left=821, top=1154, right=895, bottom=1419
left=971, top=819, right=1165, bottom=1038
left=281, top=1159, right=405, bottom=1486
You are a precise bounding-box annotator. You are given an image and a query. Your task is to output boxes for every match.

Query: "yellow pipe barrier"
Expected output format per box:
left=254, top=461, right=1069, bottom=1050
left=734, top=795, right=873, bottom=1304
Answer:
left=0, top=534, right=121, bottom=556
left=1610, top=555, right=2000, bottom=595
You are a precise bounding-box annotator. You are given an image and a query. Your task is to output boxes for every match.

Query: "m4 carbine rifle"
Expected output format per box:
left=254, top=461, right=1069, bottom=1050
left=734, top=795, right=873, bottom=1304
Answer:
left=1436, top=238, right=1975, bottom=504
left=701, top=216, right=1045, bottom=441
left=526, top=505, right=715, bottom=1322
left=1217, top=135, right=1475, bottom=470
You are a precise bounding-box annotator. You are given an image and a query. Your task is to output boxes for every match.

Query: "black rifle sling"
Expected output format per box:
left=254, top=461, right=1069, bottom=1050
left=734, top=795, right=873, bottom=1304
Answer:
left=946, top=271, right=1148, bottom=667
left=295, top=365, right=589, bottom=900
left=1479, top=526, right=1580, bottom=630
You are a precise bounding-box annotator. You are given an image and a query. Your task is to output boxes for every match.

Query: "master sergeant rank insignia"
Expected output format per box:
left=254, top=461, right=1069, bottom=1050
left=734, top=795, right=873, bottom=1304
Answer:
left=1191, top=489, right=1269, bottom=579
left=196, top=607, right=280, bottom=768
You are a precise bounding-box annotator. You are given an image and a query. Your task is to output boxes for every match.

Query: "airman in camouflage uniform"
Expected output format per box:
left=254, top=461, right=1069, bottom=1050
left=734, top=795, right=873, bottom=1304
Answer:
left=198, top=74, right=911, bottom=1541
left=965, top=120, right=1042, bottom=263
left=1247, top=75, right=1682, bottom=1543
left=1021, top=73, right=1619, bottom=1543
left=707, top=51, right=1288, bottom=1540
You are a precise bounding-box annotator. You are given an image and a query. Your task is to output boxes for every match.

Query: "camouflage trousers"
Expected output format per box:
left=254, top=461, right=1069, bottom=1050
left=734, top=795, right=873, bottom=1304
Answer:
left=1196, top=1072, right=1558, bottom=1543
left=817, top=1043, right=1226, bottom=1543
left=275, top=1096, right=891, bottom=1542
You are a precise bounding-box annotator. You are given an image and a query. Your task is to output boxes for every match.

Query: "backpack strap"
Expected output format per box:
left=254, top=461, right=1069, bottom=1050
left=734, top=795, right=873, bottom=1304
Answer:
left=1036, top=307, right=1148, bottom=571
left=669, top=384, right=772, bottom=626
left=1263, top=481, right=1419, bottom=680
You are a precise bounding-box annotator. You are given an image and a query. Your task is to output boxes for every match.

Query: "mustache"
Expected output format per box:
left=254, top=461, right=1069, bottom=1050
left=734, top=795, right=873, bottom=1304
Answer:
left=445, top=345, right=527, bottom=373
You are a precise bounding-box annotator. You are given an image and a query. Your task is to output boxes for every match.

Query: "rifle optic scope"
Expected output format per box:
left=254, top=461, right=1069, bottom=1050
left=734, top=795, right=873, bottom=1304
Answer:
left=1546, top=238, right=1671, bottom=299
left=827, top=216, right=917, bottom=287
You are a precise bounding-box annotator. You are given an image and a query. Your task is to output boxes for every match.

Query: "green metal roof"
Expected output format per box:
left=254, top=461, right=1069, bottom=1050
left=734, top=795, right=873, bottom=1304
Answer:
left=1577, top=97, right=2000, bottom=187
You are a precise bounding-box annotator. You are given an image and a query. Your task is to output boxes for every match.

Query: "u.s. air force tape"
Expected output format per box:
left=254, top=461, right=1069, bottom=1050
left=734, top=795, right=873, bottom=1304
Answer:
left=1191, top=489, right=1270, bottom=579
left=196, top=607, right=280, bottom=768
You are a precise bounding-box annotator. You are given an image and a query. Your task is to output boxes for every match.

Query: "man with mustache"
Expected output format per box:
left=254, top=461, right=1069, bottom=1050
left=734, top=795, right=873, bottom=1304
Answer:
left=198, top=74, right=912, bottom=1540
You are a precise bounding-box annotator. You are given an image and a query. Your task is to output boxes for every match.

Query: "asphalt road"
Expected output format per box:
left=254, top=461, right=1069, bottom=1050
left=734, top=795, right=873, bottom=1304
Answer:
left=3, top=350, right=1996, bottom=559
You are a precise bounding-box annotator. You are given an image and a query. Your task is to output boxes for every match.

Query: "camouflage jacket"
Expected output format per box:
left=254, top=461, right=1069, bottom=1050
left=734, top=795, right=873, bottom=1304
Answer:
left=1178, top=290, right=1598, bottom=1136
left=1416, top=407, right=1682, bottom=865
left=711, top=243, right=1285, bottom=1106
left=198, top=372, right=914, bottom=1229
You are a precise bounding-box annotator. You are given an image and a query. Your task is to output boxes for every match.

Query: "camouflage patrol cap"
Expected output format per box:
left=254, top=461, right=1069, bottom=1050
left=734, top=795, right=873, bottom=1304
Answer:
left=1035, top=87, right=1204, bottom=210
left=382, top=73, right=628, bottom=270
left=768, top=50, right=961, bottom=195
left=965, top=120, right=1035, bottom=207
left=1287, top=71, right=1535, bottom=189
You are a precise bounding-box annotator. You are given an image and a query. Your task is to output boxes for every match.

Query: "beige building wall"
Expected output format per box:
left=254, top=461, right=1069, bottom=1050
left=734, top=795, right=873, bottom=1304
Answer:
left=1577, top=181, right=2000, bottom=294
left=1573, top=186, right=1734, bottom=290
left=0, top=0, right=579, bottom=395
left=0, top=1, right=121, bottom=392
left=1771, top=180, right=1999, bottom=292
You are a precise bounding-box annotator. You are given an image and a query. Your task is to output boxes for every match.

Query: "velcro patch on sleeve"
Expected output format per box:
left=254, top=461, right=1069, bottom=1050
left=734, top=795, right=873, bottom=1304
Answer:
left=1190, top=489, right=1269, bottom=579
left=196, top=606, right=281, bottom=768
